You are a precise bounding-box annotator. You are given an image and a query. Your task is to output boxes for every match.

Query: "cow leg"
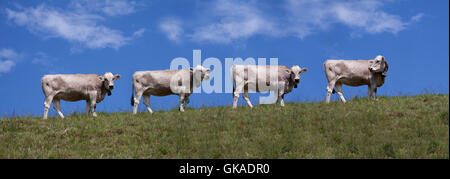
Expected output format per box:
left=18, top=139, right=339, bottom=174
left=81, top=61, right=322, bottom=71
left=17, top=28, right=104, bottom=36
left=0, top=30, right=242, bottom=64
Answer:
left=373, top=88, right=378, bottom=100
left=133, top=90, right=144, bottom=114
left=43, top=94, right=55, bottom=119
left=85, top=100, right=91, bottom=116
left=367, top=85, right=375, bottom=100
left=52, top=99, right=64, bottom=118
left=326, top=79, right=337, bottom=103
left=232, top=83, right=244, bottom=109
left=184, top=95, right=190, bottom=105
left=90, top=99, right=97, bottom=117
left=143, top=95, right=153, bottom=114
left=273, top=90, right=279, bottom=106
left=243, top=89, right=253, bottom=108
left=335, top=83, right=346, bottom=103
left=279, top=94, right=285, bottom=107
left=232, top=93, right=241, bottom=109
left=179, top=94, right=186, bottom=112
left=277, top=85, right=285, bottom=107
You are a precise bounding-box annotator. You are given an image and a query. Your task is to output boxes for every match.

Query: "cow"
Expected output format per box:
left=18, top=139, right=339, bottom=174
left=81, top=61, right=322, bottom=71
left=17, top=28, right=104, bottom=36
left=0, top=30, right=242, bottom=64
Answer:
left=131, top=65, right=211, bottom=114
left=323, top=55, right=389, bottom=103
left=41, top=72, right=121, bottom=119
left=231, top=65, right=308, bottom=108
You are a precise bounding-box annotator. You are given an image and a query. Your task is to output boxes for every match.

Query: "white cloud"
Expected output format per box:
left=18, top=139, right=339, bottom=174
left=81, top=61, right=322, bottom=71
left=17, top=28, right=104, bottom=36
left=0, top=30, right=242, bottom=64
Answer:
left=332, top=1, right=406, bottom=34
left=282, top=0, right=409, bottom=37
left=0, top=60, right=15, bottom=73
left=0, top=48, right=20, bottom=73
left=32, top=52, right=53, bottom=67
left=190, top=0, right=275, bottom=44
left=159, top=18, right=184, bottom=42
left=184, top=0, right=423, bottom=43
left=132, top=28, right=146, bottom=38
left=71, top=0, right=139, bottom=16
left=411, top=13, right=424, bottom=22
left=101, top=1, right=137, bottom=16
left=0, top=48, right=19, bottom=59
left=5, top=4, right=141, bottom=50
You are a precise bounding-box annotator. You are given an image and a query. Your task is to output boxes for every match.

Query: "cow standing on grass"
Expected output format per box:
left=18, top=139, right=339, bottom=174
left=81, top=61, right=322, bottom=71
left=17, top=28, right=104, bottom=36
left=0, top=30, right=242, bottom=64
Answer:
left=131, top=65, right=211, bottom=114
left=41, top=72, right=121, bottom=119
left=323, top=55, right=389, bottom=103
left=231, top=65, right=308, bottom=108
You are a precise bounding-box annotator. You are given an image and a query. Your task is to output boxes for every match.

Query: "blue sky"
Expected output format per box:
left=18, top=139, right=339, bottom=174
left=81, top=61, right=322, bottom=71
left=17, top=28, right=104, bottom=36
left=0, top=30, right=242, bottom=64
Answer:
left=0, top=0, right=448, bottom=117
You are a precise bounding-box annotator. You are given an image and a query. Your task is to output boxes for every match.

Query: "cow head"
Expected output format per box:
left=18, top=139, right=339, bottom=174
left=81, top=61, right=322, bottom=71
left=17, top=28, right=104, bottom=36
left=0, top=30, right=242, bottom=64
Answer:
left=288, top=65, right=308, bottom=88
left=98, top=72, right=121, bottom=96
left=191, top=65, right=211, bottom=82
left=369, top=55, right=388, bottom=76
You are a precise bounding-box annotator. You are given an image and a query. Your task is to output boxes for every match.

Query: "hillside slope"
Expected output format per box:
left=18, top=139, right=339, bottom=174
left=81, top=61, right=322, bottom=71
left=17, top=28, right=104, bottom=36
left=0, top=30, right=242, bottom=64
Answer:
left=0, top=94, right=448, bottom=158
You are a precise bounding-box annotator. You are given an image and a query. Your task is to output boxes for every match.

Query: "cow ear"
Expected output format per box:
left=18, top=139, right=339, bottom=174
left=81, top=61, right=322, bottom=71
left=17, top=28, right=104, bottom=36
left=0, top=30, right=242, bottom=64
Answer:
left=98, top=76, right=105, bottom=81
left=301, top=68, right=308, bottom=73
left=285, top=69, right=291, bottom=74
left=114, top=74, right=121, bottom=80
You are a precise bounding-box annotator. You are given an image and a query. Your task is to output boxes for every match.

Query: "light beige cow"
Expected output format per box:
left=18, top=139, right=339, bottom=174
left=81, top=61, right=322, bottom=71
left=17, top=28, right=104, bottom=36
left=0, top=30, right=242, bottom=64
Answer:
left=41, top=72, right=121, bottom=119
left=231, top=65, right=307, bottom=108
left=323, top=55, right=389, bottom=103
left=131, top=65, right=211, bottom=114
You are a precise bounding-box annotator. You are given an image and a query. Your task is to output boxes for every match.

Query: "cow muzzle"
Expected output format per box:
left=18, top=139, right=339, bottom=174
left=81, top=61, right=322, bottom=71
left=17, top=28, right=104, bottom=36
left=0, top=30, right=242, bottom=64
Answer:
left=109, top=85, right=114, bottom=90
left=294, top=79, right=300, bottom=83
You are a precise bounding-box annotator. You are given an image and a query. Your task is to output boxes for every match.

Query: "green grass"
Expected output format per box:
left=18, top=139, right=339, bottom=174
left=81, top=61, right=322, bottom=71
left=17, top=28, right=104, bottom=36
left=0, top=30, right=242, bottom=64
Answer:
left=0, top=94, right=448, bottom=159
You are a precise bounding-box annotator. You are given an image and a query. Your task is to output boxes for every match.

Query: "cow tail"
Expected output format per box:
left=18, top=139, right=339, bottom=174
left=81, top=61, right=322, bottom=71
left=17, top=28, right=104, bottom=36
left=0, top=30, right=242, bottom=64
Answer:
left=130, top=82, right=135, bottom=106
left=231, top=67, right=235, bottom=98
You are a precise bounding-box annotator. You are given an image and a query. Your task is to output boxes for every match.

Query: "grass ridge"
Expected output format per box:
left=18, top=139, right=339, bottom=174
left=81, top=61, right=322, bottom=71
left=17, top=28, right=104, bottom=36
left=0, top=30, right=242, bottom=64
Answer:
left=0, top=94, right=448, bottom=159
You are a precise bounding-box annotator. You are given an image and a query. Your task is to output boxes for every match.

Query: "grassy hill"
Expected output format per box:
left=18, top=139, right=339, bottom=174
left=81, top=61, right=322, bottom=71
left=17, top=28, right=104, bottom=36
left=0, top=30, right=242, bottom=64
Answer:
left=0, top=94, right=448, bottom=159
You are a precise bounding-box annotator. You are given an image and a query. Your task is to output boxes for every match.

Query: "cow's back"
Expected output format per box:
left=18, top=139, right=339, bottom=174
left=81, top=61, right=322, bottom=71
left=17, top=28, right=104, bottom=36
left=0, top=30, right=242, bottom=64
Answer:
left=232, top=65, right=291, bottom=92
left=233, top=65, right=289, bottom=81
left=43, top=74, right=100, bottom=90
left=133, top=69, right=190, bottom=96
left=41, top=74, right=102, bottom=101
left=324, top=60, right=373, bottom=86
left=326, top=60, right=371, bottom=75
